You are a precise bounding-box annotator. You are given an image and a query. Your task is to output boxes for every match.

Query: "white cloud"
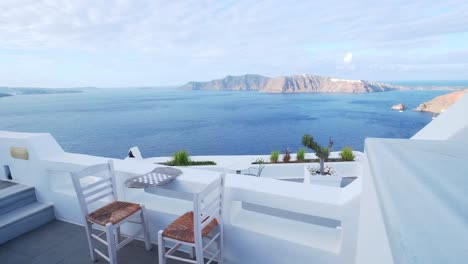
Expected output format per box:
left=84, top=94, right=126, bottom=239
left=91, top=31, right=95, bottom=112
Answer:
left=343, top=52, right=353, bottom=64
left=0, top=0, right=467, bottom=86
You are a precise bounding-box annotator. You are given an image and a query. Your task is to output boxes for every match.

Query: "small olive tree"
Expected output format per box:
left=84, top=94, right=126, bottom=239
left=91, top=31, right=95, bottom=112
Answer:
left=302, top=134, right=334, bottom=175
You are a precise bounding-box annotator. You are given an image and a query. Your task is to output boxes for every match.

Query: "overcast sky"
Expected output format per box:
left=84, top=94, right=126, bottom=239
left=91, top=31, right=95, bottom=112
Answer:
left=1, top=0, right=467, bottom=87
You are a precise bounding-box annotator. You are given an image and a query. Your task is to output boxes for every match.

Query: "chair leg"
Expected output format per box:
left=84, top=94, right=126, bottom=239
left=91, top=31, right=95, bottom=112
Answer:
left=218, top=228, right=224, bottom=264
left=84, top=221, right=97, bottom=262
left=106, top=224, right=118, bottom=264
left=195, top=241, right=204, bottom=264
left=158, top=230, right=166, bottom=264
left=140, top=206, right=152, bottom=251
left=115, top=227, right=121, bottom=244
left=189, top=246, right=195, bottom=259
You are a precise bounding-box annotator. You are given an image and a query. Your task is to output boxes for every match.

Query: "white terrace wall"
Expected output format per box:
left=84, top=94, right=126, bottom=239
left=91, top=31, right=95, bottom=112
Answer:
left=354, top=153, right=393, bottom=264
left=0, top=131, right=362, bottom=264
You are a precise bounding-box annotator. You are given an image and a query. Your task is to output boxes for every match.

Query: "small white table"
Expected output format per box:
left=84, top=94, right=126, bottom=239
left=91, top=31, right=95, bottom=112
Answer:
left=141, top=166, right=221, bottom=200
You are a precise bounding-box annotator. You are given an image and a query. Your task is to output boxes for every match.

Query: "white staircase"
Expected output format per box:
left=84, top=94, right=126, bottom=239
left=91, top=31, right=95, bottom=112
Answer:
left=0, top=181, right=55, bottom=244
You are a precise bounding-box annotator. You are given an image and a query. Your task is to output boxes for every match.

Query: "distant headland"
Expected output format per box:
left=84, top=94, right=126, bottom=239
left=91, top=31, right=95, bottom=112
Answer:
left=180, top=74, right=400, bottom=93
left=0, top=87, right=94, bottom=97
left=180, top=74, right=465, bottom=94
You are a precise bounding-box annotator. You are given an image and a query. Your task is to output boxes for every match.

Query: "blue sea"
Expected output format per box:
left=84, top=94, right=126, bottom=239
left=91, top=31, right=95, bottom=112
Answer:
left=0, top=87, right=452, bottom=158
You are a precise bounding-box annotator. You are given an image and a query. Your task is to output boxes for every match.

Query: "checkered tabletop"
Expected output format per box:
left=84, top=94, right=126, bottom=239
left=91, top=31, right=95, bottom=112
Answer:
left=125, top=167, right=183, bottom=188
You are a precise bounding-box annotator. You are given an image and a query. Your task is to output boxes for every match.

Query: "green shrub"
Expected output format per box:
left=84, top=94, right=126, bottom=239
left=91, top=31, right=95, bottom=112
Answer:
left=340, top=147, right=355, bottom=161
left=161, top=150, right=216, bottom=166
left=297, top=149, right=306, bottom=162
left=170, top=150, right=191, bottom=166
left=270, top=151, right=280, bottom=163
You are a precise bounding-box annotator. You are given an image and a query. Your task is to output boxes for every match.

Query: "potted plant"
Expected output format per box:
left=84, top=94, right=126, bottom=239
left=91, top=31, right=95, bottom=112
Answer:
left=296, top=148, right=306, bottom=162
left=339, top=147, right=355, bottom=161
left=270, top=151, right=280, bottom=163
left=302, top=135, right=341, bottom=187
left=302, top=134, right=333, bottom=175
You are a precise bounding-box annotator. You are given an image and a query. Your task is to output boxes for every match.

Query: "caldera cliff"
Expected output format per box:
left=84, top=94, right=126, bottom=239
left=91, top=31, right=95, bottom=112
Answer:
left=180, top=74, right=399, bottom=93
left=180, top=74, right=269, bottom=91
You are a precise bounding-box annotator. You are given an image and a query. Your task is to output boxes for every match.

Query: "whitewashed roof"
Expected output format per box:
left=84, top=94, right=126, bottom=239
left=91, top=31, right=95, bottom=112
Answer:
left=365, top=137, right=468, bottom=263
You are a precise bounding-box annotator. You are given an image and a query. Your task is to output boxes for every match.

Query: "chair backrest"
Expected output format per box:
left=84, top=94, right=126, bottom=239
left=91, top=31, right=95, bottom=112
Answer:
left=193, top=173, right=225, bottom=243
left=71, top=160, right=117, bottom=217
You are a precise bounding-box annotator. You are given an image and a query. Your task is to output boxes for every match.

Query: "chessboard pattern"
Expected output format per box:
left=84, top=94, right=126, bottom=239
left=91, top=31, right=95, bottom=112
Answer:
left=125, top=167, right=183, bottom=188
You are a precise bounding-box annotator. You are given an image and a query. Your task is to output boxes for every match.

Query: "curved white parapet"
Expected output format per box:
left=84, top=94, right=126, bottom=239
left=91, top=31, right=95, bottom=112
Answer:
left=0, top=130, right=362, bottom=264
left=148, top=152, right=364, bottom=182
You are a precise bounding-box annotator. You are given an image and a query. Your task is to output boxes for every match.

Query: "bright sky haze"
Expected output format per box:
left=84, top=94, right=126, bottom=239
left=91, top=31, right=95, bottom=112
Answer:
left=1, top=0, right=467, bottom=87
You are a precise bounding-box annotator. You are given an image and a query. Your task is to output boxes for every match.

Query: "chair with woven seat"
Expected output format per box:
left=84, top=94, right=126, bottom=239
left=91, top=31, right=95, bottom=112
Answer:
left=158, top=173, right=225, bottom=264
left=71, top=160, right=152, bottom=264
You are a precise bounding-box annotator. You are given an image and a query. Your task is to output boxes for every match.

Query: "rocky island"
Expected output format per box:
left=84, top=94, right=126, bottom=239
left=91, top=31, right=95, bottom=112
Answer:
left=391, top=103, right=407, bottom=111
left=416, top=89, right=468, bottom=113
left=180, top=74, right=400, bottom=93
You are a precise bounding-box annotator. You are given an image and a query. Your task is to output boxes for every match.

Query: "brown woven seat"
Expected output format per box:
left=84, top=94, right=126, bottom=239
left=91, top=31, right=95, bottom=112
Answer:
left=163, top=211, right=218, bottom=243
left=86, top=201, right=141, bottom=226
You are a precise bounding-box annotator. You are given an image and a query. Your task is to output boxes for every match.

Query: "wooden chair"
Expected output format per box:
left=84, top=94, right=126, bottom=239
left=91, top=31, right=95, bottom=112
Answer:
left=158, top=173, right=225, bottom=264
left=71, top=160, right=152, bottom=264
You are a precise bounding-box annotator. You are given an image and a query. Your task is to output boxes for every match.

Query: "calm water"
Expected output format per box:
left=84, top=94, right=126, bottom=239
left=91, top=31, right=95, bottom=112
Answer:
left=0, top=88, right=449, bottom=158
left=386, top=80, right=468, bottom=87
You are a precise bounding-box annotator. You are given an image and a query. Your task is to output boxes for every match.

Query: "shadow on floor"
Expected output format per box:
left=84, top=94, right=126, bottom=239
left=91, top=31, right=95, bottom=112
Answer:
left=0, top=220, right=189, bottom=264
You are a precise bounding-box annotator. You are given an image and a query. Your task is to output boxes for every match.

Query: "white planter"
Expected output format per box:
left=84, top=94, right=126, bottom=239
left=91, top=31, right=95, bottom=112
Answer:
left=303, top=166, right=342, bottom=187
left=308, top=175, right=342, bottom=187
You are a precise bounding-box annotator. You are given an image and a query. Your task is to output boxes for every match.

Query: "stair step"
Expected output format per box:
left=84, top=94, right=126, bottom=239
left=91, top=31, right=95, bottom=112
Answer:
left=0, top=184, right=36, bottom=215
left=0, top=183, right=34, bottom=200
left=0, top=202, right=55, bottom=244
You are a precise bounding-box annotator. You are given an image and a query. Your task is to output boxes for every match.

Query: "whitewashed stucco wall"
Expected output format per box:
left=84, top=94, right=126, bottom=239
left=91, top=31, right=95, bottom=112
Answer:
left=0, top=130, right=362, bottom=264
